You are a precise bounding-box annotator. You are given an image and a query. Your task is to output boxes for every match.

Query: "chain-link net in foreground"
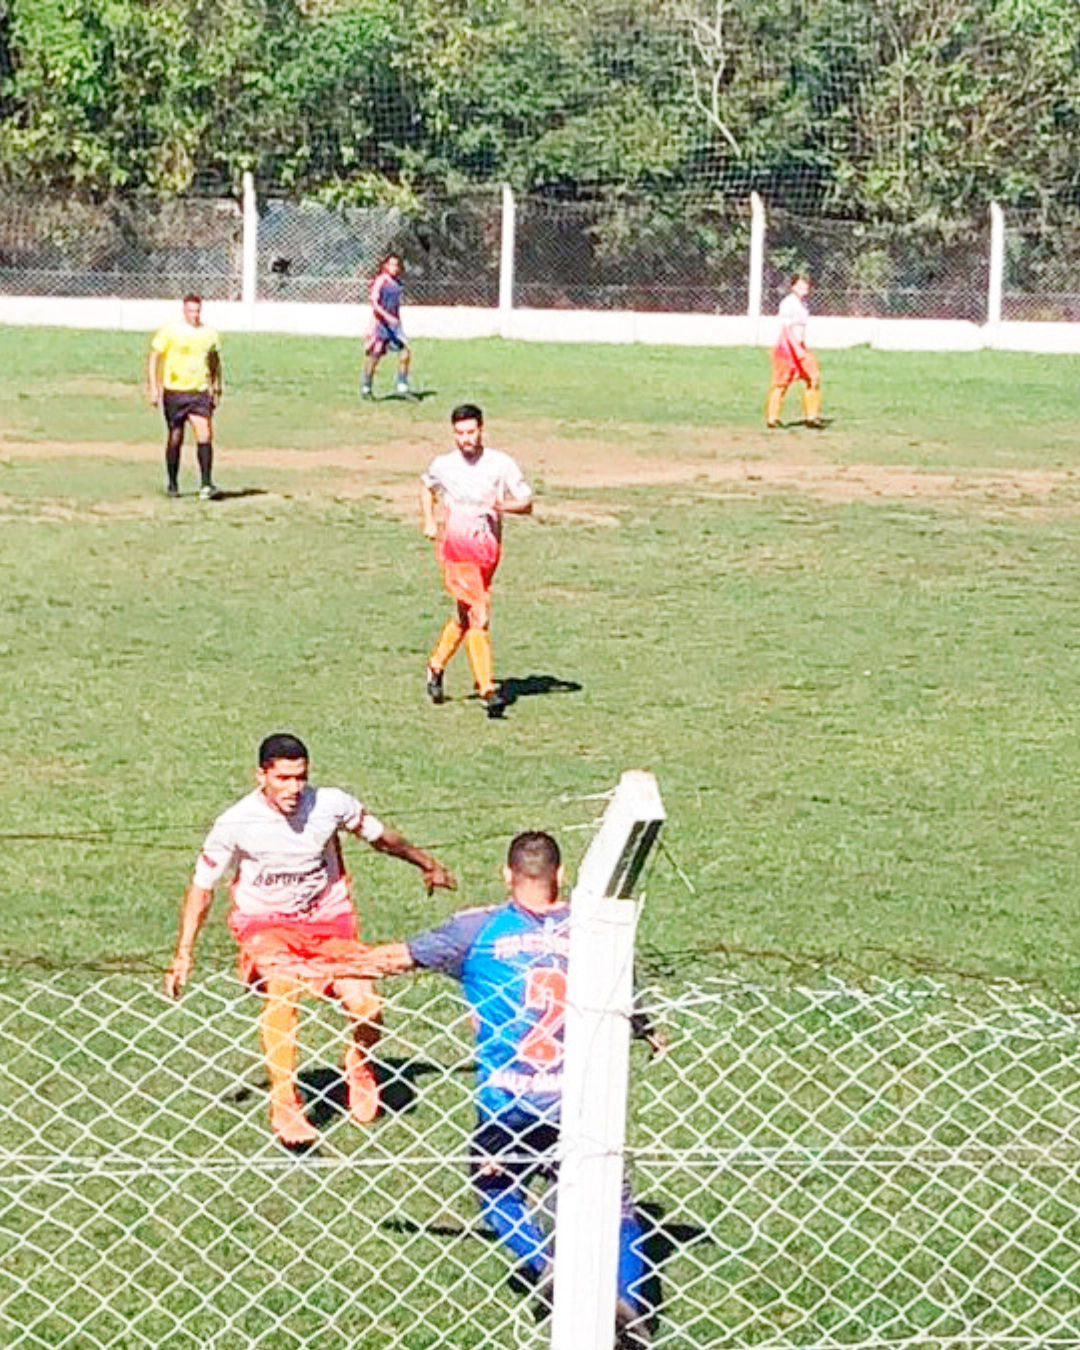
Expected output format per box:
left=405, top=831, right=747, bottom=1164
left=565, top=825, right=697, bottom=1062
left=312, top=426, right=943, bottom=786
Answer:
left=1, top=969, right=1078, bottom=1349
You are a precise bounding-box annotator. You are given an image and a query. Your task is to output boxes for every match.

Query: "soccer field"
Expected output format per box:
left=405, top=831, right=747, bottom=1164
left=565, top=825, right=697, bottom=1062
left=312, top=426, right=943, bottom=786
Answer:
left=1, top=329, right=1079, bottom=991
left=4, top=329, right=1080, bottom=1350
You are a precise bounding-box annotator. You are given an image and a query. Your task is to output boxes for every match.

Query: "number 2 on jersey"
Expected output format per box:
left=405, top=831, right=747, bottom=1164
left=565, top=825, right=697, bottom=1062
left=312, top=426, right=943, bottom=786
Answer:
left=520, top=967, right=568, bottom=1066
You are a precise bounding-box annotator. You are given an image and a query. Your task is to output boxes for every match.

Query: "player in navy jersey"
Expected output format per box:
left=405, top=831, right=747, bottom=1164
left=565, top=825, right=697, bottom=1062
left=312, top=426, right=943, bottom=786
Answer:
left=349, top=831, right=652, bottom=1347
left=361, top=254, right=412, bottom=399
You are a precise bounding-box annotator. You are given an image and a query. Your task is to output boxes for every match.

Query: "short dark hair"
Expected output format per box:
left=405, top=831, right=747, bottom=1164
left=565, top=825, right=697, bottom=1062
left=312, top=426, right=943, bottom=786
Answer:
left=380, top=253, right=401, bottom=269
left=258, top=733, right=309, bottom=767
left=183, top=292, right=202, bottom=306
left=451, top=403, right=483, bottom=426
left=507, top=831, right=561, bottom=879
left=790, top=274, right=810, bottom=288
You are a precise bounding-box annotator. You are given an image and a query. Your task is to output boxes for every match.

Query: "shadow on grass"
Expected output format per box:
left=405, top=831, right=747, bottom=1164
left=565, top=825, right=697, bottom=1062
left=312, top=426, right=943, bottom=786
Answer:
left=298, top=1055, right=468, bottom=1127
left=368, top=389, right=439, bottom=403
left=771, top=416, right=835, bottom=430
left=211, top=486, right=271, bottom=501
left=463, top=674, right=584, bottom=710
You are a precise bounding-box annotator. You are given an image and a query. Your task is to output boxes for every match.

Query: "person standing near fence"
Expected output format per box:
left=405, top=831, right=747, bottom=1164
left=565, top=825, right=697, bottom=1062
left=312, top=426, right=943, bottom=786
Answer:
left=766, top=275, right=824, bottom=429
left=421, top=403, right=533, bottom=719
left=361, top=254, right=412, bottom=399
left=147, top=293, right=224, bottom=499
left=163, top=732, right=455, bottom=1148
left=346, top=830, right=652, bottom=1348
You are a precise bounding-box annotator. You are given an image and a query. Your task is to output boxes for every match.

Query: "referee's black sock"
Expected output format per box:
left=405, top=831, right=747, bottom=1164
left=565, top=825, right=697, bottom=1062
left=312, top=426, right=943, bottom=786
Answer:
left=197, top=441, right=214, bottom=487
left=165, top=427, right=183, bottom=489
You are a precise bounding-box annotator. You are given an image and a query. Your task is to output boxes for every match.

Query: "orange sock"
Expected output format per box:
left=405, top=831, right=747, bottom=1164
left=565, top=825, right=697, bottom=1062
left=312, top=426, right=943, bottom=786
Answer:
left=260, top=985, right=317, bottom=1142
left=803, top=386, right=822, bottom=422
left=465, top=628, right=495, bottom=696
left=260, top=984, right=301, bottom=1106
left=766, top=386, right=785, bottom=426
left=430, top=618, right=465, bottom=672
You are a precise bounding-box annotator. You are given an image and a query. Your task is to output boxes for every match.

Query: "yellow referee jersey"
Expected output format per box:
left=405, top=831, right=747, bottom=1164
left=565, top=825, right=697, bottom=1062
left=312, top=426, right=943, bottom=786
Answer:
left=150, top=321, right=220, bottom=392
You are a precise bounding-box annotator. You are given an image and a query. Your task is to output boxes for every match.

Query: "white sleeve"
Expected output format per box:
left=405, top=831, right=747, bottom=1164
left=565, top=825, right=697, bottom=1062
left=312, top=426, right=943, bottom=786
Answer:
left=420, top=458, right=442, bottom=493
left=330, top=789, right=386, bottom=844
left=193, top=817, right=237, bottom=889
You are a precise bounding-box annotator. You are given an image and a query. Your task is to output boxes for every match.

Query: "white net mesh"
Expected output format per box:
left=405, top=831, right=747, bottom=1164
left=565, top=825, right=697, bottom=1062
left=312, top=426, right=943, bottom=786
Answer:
left=3, top=967, right=1079, bottom=1348
left=633, top=972, right=1080, bottom=1350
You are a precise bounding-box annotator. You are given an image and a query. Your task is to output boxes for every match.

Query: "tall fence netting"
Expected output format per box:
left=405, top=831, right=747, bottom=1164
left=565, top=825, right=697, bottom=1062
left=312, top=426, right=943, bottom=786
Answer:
left=3, top=966, right=1079, bottom=1349
left=0, top=197, right=243, bottom=301
left=2, top=191, right=1080, bottom=321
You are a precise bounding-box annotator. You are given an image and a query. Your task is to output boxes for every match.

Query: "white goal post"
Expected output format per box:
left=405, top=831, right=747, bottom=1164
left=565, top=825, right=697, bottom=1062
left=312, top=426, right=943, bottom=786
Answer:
left=552, top=770, right=666, bottom=1350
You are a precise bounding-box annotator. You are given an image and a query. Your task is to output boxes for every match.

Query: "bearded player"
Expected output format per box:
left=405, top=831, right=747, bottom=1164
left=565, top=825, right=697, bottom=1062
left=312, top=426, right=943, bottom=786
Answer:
left=421, top=404, right=533, bottom=719
left=164, top=733, right=455, bottom=1147
left=766, top=275, right=824, bottom=429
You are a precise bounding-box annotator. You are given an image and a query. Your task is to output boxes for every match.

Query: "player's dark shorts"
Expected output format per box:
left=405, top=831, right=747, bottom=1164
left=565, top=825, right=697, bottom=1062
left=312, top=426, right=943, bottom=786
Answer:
left=365, top=321, right=407, bottom=357
left=163, top=390, right=214, bottom=427
left=470, top=1111, right=559, bottom=1185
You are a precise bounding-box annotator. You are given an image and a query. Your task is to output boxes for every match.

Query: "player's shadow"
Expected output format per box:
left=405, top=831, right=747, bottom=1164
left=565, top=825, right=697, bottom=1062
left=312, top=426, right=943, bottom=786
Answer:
left=634, top=1200, right=714, bottom=1329
left=298, top=1055, right=467, bottom=1126
left=496, top=674, right=584, bottom=705
left=378, top=389, right=438, bottom=403
left=209, top=487, right=270, bottom=501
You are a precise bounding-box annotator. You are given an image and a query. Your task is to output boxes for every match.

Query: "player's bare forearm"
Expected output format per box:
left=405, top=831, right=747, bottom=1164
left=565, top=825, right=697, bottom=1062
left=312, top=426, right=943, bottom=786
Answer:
left=164, top=884, right=214, bottom=998
left=146, top=353, right=163, bottom=405
left=496, top=498, right=533, bottom=516
left=344, top=942, right=416, bottom=980
left=419, top=483, right=439, bottom=539
left=370, top=827, right=456, bottom=894
left=208, top=352, right=223, bottom=402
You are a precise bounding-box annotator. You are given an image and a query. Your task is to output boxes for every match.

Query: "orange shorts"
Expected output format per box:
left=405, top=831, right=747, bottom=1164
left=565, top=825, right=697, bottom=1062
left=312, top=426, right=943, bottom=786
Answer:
left=771, top=348, right=820, bottom=389
left=233, top=919, right=370, bottom=996
left=443, top=559, right=497, bottom=612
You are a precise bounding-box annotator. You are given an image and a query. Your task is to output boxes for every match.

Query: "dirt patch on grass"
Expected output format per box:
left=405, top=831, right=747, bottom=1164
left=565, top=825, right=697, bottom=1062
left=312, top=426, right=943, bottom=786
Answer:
left=0, top=433, right=1076, bottom=512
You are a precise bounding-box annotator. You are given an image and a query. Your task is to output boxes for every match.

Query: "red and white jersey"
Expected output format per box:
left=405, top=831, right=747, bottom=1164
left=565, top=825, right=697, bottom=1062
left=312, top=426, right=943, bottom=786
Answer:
left=422, top=448, right=531, bottom=567
left=193, top=786, right=385, bottom=928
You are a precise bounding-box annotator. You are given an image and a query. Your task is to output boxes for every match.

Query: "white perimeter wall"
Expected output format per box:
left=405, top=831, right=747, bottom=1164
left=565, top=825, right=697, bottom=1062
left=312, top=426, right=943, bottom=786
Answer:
left=3, top=295, right=1080, bottom=355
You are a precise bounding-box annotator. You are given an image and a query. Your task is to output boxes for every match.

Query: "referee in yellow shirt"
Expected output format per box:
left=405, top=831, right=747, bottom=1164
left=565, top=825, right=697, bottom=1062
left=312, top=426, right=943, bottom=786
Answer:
left=147, top=294, right=223, bottom=499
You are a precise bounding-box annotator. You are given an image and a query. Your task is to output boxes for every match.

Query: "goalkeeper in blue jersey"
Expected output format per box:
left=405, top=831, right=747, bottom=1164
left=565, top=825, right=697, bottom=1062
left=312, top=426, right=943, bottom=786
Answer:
left=350, top=830, right=653, bottom=1347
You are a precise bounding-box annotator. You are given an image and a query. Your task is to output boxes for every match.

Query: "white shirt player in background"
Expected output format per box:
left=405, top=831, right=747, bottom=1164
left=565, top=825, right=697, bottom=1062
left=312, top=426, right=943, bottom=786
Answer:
left=766, top=275, right=825, bottom=429
left=420, top=402, right=533, bottom=719
left=164, top=732, right=455, bottom=1148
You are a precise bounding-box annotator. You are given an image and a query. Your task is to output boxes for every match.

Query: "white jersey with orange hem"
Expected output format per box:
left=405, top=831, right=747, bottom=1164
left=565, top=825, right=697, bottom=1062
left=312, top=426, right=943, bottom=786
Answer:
left=193, top=786, right=384, bottom=932
left=422, top=448, right=532, bottom=568
left=778, top=292, right=810, bottom=338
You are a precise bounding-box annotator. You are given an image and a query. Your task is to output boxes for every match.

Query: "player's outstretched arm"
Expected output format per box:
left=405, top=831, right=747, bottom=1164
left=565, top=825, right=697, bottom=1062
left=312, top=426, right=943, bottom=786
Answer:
left=164, top=884, right=214, bottom=999
left=369, top=826, right=456, bottom=895
left=344, top=942, right=417, bottom=980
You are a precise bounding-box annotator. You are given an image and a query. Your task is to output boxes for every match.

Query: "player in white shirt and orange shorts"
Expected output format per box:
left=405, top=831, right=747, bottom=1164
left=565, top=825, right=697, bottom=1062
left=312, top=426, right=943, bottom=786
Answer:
left=420, top=404, right=533, bottom=719
left=766, top=275, right=824, bottom=429
left=164, top=733, right=455, bottom=1147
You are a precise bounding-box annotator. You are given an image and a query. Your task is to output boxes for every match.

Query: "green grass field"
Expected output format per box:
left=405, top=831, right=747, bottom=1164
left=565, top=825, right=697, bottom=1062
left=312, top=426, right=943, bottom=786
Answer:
left=2, top=329, right=1080, bottom=991
left=4, top=328, right=1080, bottom=1349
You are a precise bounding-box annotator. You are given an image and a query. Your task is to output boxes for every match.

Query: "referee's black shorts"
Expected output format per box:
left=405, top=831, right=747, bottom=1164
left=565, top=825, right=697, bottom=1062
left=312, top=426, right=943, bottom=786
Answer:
left=163, top=390, right=213, bottom=427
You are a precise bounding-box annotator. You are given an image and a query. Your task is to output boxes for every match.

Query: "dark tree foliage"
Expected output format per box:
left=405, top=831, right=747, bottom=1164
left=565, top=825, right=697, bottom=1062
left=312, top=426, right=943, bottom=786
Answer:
left=0, top=0, right=1076, bottom=227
